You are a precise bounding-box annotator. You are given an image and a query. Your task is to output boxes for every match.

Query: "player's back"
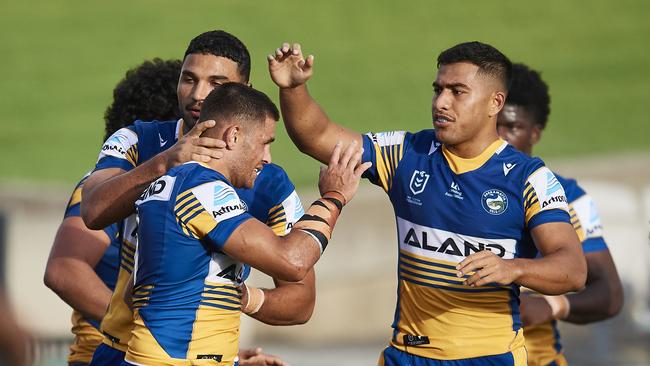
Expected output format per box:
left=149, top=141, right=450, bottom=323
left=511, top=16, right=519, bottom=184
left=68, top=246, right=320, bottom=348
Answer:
left=126, top=162, right=250, bottom=365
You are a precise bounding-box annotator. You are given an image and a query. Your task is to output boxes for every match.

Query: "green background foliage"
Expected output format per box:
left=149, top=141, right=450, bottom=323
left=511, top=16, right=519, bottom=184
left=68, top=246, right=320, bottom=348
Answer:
left=1, top=0, right=648, bottom=187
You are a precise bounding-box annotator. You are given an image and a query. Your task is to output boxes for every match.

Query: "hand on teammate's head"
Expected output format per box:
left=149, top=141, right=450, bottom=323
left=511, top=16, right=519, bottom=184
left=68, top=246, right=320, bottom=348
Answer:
left=162, top=119, right=226, bottom=170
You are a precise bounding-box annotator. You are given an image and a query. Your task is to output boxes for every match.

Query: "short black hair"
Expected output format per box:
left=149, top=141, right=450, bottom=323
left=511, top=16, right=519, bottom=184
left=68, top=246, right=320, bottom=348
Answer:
left=506, top=63, right=551, bottom=129
left=184, top=30, right=251, bottom=82
left=104, top=58, right=181, bottom=141
left=437, top=41, right=512, bottom=91
left=199, top=83, right=279, bottom=128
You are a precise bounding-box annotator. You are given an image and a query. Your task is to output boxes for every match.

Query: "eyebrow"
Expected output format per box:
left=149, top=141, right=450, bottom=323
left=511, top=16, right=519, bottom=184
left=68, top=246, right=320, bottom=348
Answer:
left=181, top=70, right=230, bottom=80
left=266, top=137, right=276, bottom=144
left=432, top=82, right=470, bottom=89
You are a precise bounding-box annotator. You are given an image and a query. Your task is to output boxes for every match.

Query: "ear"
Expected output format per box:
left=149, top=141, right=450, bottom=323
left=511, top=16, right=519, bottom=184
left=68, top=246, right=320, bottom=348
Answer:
left=223, top=125, right=241, bottom=149
left=489, top=90, right=507, bottom=117
left=531, top=124, right=543, bottom=145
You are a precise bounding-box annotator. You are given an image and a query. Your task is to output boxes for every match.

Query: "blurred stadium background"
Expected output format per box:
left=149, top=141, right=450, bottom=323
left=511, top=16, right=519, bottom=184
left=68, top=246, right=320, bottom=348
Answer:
left=0, top=0, right=648, bottom=365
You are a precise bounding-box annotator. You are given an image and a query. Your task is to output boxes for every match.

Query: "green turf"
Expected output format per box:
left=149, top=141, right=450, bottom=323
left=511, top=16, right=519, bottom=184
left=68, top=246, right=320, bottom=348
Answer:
left=1, top=0, right=648, bottom=187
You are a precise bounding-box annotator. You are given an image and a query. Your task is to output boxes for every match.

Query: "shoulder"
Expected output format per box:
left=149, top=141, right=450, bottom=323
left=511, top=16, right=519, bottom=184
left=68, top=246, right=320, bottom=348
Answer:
left=553, top=173, right=585, bottom=202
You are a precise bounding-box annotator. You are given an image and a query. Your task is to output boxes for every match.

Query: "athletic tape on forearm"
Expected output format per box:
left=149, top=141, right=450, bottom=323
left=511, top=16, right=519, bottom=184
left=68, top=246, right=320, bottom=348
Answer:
left=242, top=285, right=265, bottom=315
left=543, top=294, right=571, bottom=320
left=294, top=191, right=346, bottom=253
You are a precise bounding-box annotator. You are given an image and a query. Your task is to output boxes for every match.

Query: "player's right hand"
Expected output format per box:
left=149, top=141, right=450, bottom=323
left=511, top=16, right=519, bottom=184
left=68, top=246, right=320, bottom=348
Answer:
left=318, top=140, right=371, bottom=204
left=268, top=43, right=314, bottom=89
left=162, top=119, right=226, bottom=170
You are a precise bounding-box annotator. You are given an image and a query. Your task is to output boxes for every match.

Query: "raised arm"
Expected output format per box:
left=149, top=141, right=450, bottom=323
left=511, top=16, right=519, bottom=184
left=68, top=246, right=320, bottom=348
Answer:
left=82, top=120, right=224, bottom=229
left=223, top=142, right=370, bottom=281
left=268, top=43, right=362, bottom=164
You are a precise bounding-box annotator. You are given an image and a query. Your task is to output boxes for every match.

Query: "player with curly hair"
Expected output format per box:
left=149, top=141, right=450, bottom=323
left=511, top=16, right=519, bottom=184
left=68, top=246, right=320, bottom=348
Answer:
left=44, top=58, right=182, bottom=366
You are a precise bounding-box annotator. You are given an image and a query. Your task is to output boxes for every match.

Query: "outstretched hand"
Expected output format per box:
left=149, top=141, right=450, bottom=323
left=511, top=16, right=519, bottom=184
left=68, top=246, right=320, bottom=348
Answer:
left=318, top=140, right=371, bottom=204
left=268, top=43, right=314, bottom=89
left=162, top=119, right=226, bottom=170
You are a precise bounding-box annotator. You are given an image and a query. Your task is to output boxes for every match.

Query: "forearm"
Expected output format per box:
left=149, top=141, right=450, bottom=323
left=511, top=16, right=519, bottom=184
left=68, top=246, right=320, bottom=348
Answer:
left=44, top=259, right=112, bottom=321
left=564, top=251, right=623, bottom=324
left=514, top=250, right=585, bottom=295
left=82, top=155, right=167, bottom=229
left=248, top=270, right=316, bottom=325
left=280, top=85, right=357, bottom=164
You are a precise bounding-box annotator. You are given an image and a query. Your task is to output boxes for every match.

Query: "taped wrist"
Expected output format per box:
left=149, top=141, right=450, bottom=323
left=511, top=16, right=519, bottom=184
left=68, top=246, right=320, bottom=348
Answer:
left=242, top=285, right=265, bottom=315
left=543, top=294, right=571, bottom=320
left=294, top=191, right=346, bottom=253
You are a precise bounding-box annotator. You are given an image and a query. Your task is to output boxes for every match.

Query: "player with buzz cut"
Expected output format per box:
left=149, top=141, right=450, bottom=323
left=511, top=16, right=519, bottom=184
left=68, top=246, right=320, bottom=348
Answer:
left=497, top=63, right=623, bottom=366
left=268, top=41, right=587, bottom=366
left=122, top=83, right=369, bottom=366
left=45, top=58, right=182, bottom=366
left=83, top=30, right=312, bottom=366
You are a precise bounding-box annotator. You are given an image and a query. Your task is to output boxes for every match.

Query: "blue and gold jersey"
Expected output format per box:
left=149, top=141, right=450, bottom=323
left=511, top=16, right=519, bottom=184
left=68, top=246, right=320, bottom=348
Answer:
left=524, top=174, right=609, bottom=366
left=63, top=174, right=120, bottom=365
left=93, top=119, right=303, bottom=355
left=361, top=130, right=571, bottom=360
left=125, top=162, right=252, bottom=365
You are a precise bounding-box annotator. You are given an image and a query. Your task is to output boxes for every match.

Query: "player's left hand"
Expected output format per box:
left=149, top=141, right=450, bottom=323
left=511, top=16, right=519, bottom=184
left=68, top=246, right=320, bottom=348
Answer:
left=238, top=347, right=289, bottom=366
left=456, top=250, right=521, bottom=286
left=268, top=42, right=314, bottom=89
left=519, top=292, right=554, bottom=327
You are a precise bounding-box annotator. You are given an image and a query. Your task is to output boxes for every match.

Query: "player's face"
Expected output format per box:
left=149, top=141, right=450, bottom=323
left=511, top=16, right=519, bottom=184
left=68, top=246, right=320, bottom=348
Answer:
left=432, top=62, right=500, bottom=150
left=497, top=104, right=541, bottom=156
left=177, top=54, right=246, bottom=129
left=235, top=117, right=275, bottom=189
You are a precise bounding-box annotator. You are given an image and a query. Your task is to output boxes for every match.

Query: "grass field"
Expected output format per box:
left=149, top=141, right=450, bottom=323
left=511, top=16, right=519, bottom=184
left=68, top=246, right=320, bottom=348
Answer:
left=1, top=0, right=648, bottom=187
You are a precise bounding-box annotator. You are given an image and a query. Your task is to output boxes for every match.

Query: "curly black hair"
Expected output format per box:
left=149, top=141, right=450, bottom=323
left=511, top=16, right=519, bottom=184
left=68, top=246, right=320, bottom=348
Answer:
left=437, top=41, right=512, bottom=91
left=506, top=63, right=551, bottom=129
left=184, top=30, right=251, bottom=82
left=103, top=58, right=182, bottom=141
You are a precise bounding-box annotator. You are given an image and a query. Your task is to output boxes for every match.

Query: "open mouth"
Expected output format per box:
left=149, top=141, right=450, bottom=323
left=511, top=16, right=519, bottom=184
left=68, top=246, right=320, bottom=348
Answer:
left=433, top=112, right=455, bottom=127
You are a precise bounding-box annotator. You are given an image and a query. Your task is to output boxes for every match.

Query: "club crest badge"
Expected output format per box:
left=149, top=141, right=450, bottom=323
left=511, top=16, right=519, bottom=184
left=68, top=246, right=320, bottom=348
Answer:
left=409, top=170, right=430, bottom=195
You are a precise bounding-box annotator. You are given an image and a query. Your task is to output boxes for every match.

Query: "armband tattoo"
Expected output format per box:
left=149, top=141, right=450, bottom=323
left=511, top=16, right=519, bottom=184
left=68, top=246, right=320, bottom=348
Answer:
left=293, top=191, right=346, bottom=253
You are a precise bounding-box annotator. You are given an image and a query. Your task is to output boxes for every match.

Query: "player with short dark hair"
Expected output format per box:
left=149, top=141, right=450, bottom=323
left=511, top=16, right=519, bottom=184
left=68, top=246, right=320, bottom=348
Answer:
left=497, top=63, right=623, bottom=366
left=122, top=84, right=368, bottom=365
left=44, top=58, right=182, bottom=366
left=84, top=30, right=315, bottom=366
left=269, top=40, right=587, bottom=366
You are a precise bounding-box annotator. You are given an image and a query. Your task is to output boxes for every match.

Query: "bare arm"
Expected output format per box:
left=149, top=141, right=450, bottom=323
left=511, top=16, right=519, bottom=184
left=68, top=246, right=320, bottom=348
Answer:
left=269, top=43, right=362, bottom=164
left=246, top=269, right=316, bottom=326
left=223, top=142, right=371, bottom=282
left=458, top=222, right=587, bottom=295
left=82, top=120, right=225, bottom=229
left=564, top=249, right=623, bottom=323
left=44, top=216, right=112, bottom=321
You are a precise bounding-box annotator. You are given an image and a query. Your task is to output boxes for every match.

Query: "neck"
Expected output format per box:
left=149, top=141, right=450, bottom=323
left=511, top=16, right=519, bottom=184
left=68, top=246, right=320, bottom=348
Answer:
left=204, top=158, right=232, bottom=183
left=444, top=129, right=500, bottom=158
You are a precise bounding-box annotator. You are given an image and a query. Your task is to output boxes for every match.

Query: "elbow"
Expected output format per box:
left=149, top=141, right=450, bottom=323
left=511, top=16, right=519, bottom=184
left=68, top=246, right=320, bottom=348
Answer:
left=278, top=261, right=309, bottom=283
left=569, top=268, right=588, bottom=292
left=43, top=263, right=63, bottom=294
left=606, top=283, right=624, bottom=318
left=80, top=203, right=103, bottom=230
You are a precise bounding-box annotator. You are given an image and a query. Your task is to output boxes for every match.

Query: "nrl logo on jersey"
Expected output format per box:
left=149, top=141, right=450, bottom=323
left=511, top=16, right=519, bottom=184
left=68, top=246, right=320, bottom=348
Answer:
left=481, top=189, right=508, bottom=215
left=409, top=170, right=430, bottom=195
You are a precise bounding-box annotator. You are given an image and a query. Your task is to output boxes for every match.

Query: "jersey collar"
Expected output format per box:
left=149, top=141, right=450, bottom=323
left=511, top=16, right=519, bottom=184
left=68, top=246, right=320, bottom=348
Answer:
left=442, top=139, right=507, bottom=175
left=176, top=119, right=185, bottom=140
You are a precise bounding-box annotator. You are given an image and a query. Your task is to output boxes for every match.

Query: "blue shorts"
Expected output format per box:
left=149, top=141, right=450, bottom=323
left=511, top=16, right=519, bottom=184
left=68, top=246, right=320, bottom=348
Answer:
left=379, top=346, right=527, bottom=366
left=88, top=343, right=126, bottom=366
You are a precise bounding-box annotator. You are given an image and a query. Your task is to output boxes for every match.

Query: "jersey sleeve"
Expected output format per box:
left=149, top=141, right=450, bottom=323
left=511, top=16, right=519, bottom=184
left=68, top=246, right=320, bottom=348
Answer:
left=361, top=131, right=408, bottom=192
left=94, top=126, right=139, bottom=172
left=262, top=167, right=304, bottom=236
left=523, top=166, right=571, bottom=228
left=569, top=194, right=608, bottom=253
left=174, top=180, right=252, bottom=250
left=64, top=175, right=118, bottom=239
